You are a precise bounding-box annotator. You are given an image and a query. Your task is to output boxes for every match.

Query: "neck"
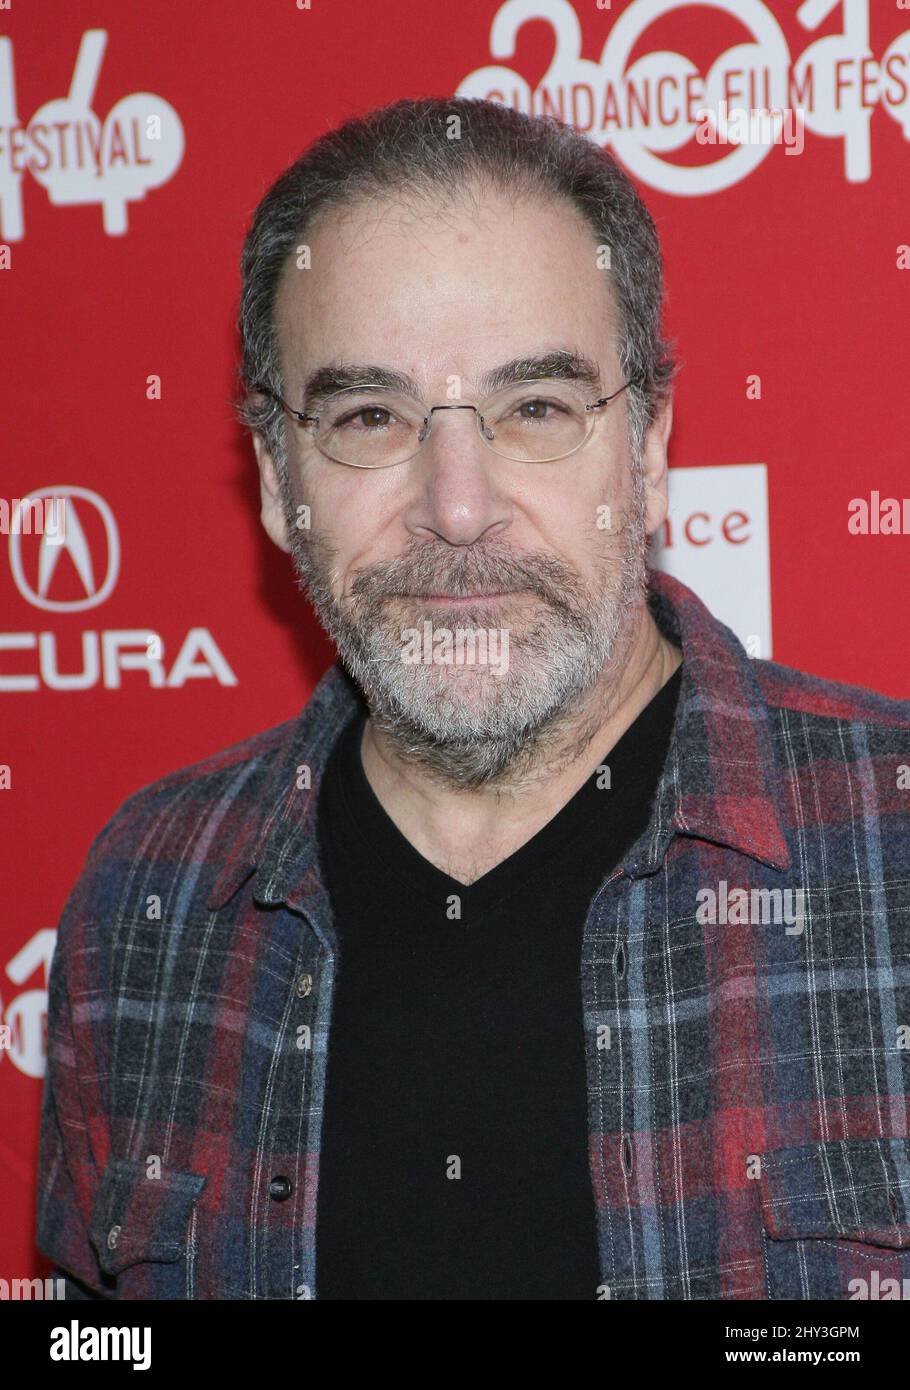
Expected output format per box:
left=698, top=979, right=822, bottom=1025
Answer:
left=359, top=603, right=683, bottom=885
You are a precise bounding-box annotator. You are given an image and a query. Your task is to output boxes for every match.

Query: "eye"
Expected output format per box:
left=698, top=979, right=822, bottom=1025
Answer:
left=514, top=396, right=567, bottom=423
left=338, top=406, right=394, bottom=430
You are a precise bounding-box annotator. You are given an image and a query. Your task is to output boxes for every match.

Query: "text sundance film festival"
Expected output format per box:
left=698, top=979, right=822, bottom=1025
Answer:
left=456, top=0, right=910, bottom=194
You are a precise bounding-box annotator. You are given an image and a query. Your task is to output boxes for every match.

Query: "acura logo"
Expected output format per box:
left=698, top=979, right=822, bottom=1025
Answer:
left=8, top=486, right=120, bottom=612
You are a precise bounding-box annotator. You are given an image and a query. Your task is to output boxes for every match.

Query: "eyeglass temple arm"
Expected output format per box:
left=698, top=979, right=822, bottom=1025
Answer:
left=586, top=377, right=642, bottom=412
left=250, top=382, right=315, bottom=423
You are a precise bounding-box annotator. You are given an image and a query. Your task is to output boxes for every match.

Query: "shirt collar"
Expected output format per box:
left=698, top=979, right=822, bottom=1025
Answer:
left=623, top=569, right=791, bottom=877
left=206, top=661, right=362, bottom=914
left=207, top=568, right=790, bottom=913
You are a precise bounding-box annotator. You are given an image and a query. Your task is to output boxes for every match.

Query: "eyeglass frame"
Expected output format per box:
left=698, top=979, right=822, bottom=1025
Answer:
left=251, top=374, right=642, bottom=469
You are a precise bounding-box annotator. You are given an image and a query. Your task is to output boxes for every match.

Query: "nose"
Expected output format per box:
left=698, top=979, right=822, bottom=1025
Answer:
left=405, top=405, right=512, bottom=546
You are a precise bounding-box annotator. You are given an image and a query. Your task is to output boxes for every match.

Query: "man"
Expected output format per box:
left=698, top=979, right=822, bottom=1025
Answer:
left=37, top=97, right=910, bottom=1301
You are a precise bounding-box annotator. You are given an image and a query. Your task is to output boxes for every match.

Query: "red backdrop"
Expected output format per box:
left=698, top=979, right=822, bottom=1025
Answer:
left=2, top=0, right=909, bottom=1283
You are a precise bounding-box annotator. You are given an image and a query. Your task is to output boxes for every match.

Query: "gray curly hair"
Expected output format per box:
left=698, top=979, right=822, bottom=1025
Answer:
left=235, top=96, right=678, bottom=476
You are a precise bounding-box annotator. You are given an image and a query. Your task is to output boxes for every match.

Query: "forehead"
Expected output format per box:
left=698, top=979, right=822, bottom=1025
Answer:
left=272, top=186, right=620, bottom=392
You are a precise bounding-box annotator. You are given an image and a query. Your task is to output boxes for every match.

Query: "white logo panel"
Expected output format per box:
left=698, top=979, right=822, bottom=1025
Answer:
left=650, top=463, right=773, bottom=658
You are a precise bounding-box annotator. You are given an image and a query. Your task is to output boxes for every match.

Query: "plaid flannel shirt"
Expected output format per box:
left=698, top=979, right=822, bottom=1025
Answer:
left=35, top=569, right=910, bottom=1300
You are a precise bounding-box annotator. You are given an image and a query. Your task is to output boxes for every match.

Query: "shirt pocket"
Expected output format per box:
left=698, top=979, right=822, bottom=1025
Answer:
left=89, top=1157, right=208, bottom=1298
left=758, top=1138, right=910, bottom=1300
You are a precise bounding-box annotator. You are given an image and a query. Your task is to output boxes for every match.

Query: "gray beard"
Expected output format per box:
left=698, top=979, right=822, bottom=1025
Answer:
left=282, top=464, right=649, bottom=789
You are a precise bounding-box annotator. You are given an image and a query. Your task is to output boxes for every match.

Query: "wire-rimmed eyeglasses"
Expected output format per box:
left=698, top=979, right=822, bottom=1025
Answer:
left=252, top=375, right=640, bottom=469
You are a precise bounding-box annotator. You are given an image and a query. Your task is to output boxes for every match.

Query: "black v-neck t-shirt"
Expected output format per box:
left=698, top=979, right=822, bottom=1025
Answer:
left=314, top=665, right=683, bottom=1300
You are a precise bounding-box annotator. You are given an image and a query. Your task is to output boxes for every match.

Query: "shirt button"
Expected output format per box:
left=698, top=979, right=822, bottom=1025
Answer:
left=107, top=1225, right=122, bottom=1250
left=295, top=972, right=313, bottom=998
left=269, top=1176, right=293, bottom=1201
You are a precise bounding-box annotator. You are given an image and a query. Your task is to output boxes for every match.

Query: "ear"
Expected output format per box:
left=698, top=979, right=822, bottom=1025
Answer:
left=640, top=396, right=673, bottom=537
left=253, top=432, right=292, bottom=554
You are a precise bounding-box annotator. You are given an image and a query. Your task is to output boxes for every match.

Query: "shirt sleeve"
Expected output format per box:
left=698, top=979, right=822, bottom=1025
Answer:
left=34, top=841, right=117, bottom=1298
left=51, top=1266, right=115, bottom=1300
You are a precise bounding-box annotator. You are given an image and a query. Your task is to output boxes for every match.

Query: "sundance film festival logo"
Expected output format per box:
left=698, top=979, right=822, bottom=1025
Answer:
left=457, top=0, right=910, bottom=193
left=0, top=28, right=184, bottom=240
left=0, top=929, right=56, bottom=1079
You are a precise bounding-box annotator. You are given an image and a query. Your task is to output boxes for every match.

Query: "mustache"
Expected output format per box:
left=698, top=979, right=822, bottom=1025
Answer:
left=347, top=544, right=584, bottom=611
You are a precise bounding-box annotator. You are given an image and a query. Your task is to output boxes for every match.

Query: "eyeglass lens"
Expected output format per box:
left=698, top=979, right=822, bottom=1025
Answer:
left=310, top=378, right=596, bottom=467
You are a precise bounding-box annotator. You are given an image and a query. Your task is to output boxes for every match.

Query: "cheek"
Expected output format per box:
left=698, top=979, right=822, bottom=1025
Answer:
left=303, top=455, right=394, bottom=517
left=590, top=460, right=640, bottom=534
left=291, top=468, right=357, bottom=538
left=312, top=482, right=402, bottom=590
left=526, top=469, right=619, bottom=547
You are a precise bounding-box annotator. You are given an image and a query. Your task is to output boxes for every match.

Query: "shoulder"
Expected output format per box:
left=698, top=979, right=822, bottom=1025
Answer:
left=55, top=663, right=358, bottom=938
left=99, top=714, right=297, bottom=852
left=749, top=658, right=910, bottom=869
left=59, top=713, right=301, bottom=935
left=753, top=657, right=910, bottom=730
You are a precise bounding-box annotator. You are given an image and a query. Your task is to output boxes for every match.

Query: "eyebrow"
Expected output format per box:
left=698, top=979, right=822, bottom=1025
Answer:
left=298, top=349, right=603, bottom=413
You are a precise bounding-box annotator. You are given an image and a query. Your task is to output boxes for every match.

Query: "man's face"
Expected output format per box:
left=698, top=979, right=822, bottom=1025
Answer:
left=254, top=185, right=672, bottom=784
